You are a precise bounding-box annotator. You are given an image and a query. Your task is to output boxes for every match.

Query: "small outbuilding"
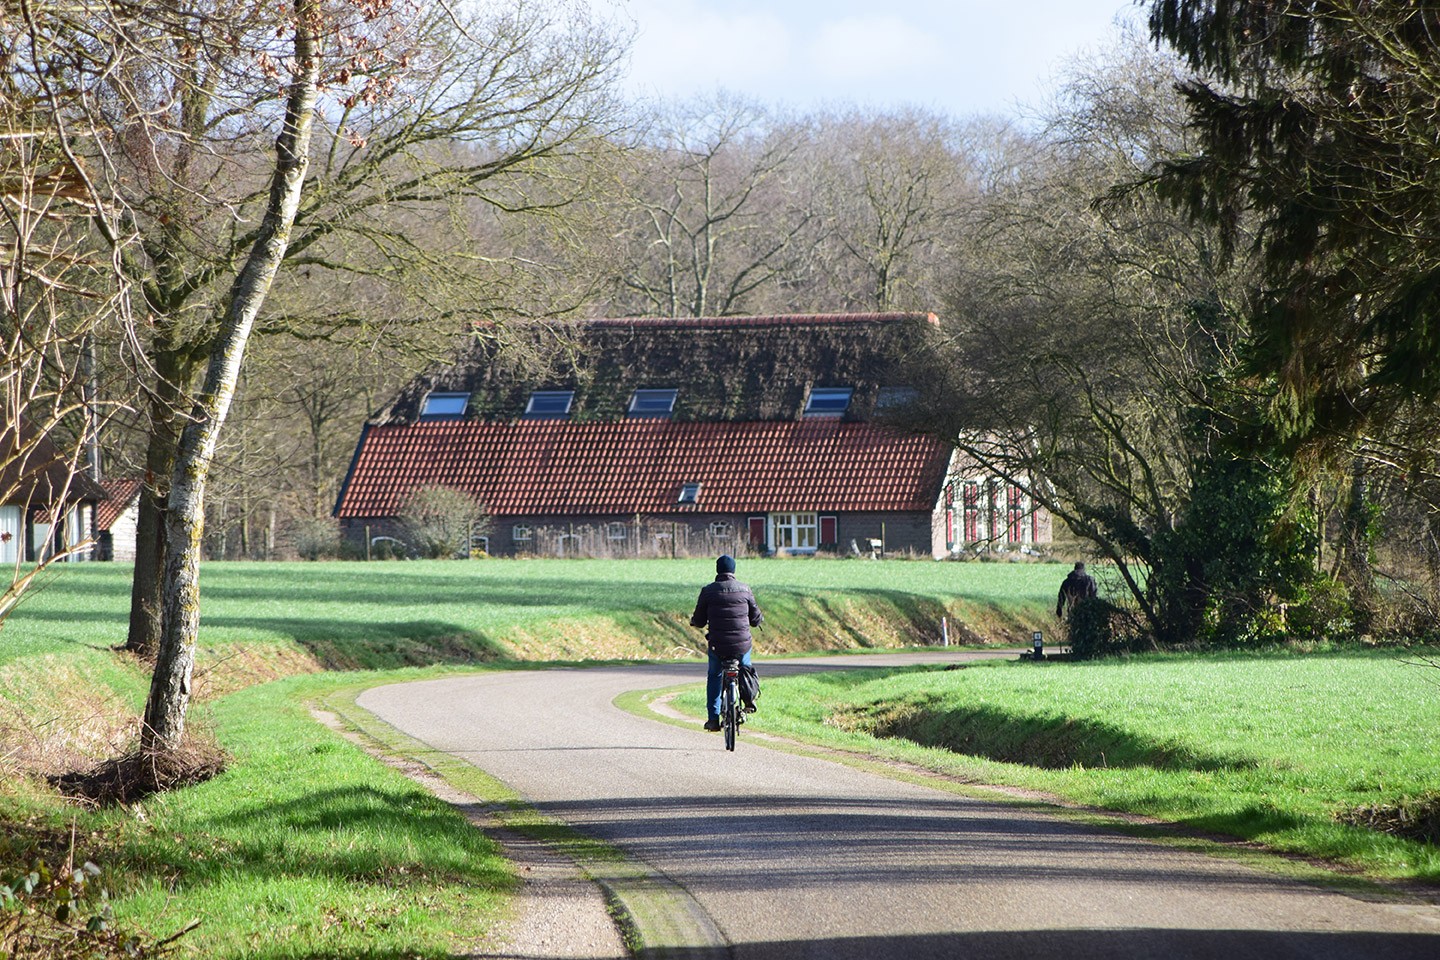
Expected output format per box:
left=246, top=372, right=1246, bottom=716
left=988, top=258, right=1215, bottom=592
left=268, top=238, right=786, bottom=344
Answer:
left=0, top=421, right=108, bottom=563
left=96, top=478, right=141, bottom=562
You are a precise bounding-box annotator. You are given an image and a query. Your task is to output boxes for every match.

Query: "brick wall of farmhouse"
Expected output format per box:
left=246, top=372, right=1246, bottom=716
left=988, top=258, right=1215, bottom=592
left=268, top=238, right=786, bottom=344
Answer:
left=342, top=511, right=937, bottom=558
left=830, top=512, right=935, bottom=557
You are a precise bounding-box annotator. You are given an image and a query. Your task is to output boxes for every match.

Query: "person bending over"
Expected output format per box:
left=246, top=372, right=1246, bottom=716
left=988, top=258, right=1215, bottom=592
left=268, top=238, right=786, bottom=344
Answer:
left=690, top=554, right=763, bottom=732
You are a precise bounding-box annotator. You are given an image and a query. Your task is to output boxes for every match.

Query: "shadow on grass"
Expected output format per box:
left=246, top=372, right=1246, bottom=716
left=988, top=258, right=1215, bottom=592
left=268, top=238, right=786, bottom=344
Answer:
left=841, top=699, right=1254, bottom=773
left=208, top=617, right=505, bottom=670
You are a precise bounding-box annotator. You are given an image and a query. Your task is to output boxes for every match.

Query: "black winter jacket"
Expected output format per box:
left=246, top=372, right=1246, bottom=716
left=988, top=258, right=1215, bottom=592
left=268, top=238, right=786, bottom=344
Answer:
left=690, top=573, right=763, bottom=657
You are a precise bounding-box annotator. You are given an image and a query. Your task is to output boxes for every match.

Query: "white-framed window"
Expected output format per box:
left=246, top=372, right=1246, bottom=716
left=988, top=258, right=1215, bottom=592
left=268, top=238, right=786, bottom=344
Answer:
left=678, top=482, right=701, bottom=504
left=804, top=387, right=853, bottom=418
left=420, top=391, right=470, bottom=417
left=607, top=522, right=627, bottom=541
left=770, top=512, right=818, bottom=552
left=708, top=520, right=733, bottom=539
left=628, top=388, right=677, bottom=417
left=512, top=524, right=532, bottom=542
left=524, top=390, right=574, bottom=418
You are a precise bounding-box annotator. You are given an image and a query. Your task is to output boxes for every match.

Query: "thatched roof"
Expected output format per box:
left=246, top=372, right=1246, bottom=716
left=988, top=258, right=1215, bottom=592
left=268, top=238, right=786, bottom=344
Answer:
left=372, top=313, right=941, bottom=426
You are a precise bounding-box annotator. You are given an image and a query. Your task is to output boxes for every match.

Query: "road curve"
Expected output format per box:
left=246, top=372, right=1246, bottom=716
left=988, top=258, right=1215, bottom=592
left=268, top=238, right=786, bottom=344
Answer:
left=357, top=652, right=1440, bottom=960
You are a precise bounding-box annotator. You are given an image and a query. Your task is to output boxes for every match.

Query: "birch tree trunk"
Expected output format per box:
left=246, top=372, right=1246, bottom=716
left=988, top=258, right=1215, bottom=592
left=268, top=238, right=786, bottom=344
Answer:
left=141, top=2, right=321, bottom=751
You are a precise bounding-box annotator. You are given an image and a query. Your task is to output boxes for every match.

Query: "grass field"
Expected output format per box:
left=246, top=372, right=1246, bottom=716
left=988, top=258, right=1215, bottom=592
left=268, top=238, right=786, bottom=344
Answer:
left=1, top=557, right=1053, bottom=667
left=673, top=651, right=1440, bottom=881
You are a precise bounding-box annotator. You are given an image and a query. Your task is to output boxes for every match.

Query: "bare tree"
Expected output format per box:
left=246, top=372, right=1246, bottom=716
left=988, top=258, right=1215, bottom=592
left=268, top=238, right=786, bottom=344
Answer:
left=610, top=95, right=816, bottom=317
left=805, top=108, right=976, bottom=312
left=1, top=9, right=132, bottom=620
left=912, top=41, right=1267, bottom=644
left=56, top=0, right=626, bottom=657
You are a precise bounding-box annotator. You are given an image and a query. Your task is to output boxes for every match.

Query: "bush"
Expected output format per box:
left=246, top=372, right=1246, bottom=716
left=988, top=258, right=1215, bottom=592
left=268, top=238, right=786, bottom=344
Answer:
left=291, top=517, right=341, bottom=561
left=0, top=840, right=188, bottom=958
left=398, top=486, right=489, bottom=559
left=1066, top=598, right=1149, bottom=660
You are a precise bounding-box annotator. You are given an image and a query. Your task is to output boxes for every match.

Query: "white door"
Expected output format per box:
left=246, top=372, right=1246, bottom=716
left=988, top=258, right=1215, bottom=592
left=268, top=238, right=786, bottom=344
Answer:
left=0, top=506, right=19, bottom=564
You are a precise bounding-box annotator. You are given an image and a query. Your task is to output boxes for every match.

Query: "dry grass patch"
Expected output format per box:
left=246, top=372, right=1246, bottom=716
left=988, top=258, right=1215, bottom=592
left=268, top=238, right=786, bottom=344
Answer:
left=0, top=658, right=140, bottom=777
left=1338, top=794, right=1440, bottom=847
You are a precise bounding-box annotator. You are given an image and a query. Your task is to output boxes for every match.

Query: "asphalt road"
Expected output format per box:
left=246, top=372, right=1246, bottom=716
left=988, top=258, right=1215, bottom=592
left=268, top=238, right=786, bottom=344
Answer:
left=357, top=652, right=1440, bottom=959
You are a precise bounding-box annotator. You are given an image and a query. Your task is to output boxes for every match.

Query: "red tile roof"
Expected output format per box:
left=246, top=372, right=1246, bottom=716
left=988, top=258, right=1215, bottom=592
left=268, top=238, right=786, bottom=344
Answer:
left=336, top=419, right=951, bottom=519
left=96, top=478, right=141, bottom=531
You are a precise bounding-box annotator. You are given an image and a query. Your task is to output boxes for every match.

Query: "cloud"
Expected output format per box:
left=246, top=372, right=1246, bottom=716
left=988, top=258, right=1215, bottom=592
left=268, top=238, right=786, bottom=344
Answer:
left=622, top=2, right=792, bottom=101
left=806, top=16, right=944, bottom=82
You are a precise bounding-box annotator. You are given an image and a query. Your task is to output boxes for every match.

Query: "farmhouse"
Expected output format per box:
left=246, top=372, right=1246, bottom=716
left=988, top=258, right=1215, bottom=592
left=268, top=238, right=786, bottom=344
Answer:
left=333, top=313, right=1050, bottom=558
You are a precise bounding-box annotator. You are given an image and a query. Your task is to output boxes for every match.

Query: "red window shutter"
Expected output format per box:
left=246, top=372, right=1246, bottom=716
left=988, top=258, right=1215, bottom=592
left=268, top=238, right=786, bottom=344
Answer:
left=819, top=515, right=837, bottom=545
left=748, top=516, right=767, bottom=547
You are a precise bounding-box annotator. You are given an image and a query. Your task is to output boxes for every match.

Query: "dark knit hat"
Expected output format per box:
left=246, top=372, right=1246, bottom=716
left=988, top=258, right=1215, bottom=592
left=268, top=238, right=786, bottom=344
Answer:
left=716, top=554, right=736, bottom=575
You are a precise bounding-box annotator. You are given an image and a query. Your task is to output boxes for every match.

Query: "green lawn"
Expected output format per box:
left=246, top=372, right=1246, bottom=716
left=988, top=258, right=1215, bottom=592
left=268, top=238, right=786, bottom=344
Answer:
left=1, top=557, right=1054, bottom=667
left=4, top=670, right=514, bottom=960
left=673, top=651, right=1440, bottom=881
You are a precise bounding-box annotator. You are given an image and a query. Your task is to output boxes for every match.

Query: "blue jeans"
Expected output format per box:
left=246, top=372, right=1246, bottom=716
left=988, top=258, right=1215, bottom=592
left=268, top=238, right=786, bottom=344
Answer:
left=707, top=649, right=752, bottom=721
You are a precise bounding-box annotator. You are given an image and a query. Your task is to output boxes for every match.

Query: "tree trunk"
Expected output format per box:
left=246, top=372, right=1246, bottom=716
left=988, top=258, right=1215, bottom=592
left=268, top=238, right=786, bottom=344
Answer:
left=142, top=3, right=321, bottom=750
left=1336, top=455, right=1377, bottom=633
left=124, top=365, right=186, bottom=657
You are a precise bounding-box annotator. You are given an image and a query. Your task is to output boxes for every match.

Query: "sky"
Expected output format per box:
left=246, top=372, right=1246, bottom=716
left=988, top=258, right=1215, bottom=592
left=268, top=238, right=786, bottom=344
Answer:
left=592, top=0, right=1148, bottom=120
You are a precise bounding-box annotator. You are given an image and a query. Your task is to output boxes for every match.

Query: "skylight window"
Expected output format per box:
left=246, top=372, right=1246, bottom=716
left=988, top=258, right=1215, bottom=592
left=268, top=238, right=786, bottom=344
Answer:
left=804, top=387, right=853, bottom=418
left=678, top=482, right=701, bottom=504
left=628, top=388, right=678, bottom=417
left=420, top=392, right=469, bottom=418
left=524, top=390, right=574, bottom=419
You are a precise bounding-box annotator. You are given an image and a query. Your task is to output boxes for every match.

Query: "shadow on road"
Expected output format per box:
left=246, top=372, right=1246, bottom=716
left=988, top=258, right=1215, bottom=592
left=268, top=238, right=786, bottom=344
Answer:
left=645, top=929, right=1439, bottom=960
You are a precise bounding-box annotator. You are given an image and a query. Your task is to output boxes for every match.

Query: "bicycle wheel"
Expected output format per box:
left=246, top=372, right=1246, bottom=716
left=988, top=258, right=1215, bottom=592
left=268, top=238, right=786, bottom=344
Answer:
left=723, top=676, right=738, bottom=752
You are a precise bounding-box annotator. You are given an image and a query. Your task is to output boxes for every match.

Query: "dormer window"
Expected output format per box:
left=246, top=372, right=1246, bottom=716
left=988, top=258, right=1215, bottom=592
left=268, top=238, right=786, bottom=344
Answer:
left=420, top=392, right=469, bottom=418
left=628, top=388, right=678, bottom=418
left=678, top=482, right=701, bottom=504
left=525, top=390, right=574, bottom=419
left=804, top=387, right=853, bottom=418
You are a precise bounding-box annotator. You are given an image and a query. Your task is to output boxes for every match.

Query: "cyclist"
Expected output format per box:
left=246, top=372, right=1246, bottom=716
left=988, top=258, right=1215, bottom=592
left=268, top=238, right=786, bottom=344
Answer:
left=690, top=554, right=763, bottom=732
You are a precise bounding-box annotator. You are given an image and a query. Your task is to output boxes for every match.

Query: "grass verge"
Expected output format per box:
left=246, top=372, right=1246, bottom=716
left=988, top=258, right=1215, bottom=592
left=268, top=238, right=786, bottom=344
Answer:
left=666, top=650, right=1440, bottom=885
left=4, top=669, right=515, bottom=959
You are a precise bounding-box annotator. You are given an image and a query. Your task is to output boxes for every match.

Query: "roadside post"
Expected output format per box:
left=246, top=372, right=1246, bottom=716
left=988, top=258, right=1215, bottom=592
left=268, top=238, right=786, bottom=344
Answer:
left=1031, top=630, right=1044, bottom=661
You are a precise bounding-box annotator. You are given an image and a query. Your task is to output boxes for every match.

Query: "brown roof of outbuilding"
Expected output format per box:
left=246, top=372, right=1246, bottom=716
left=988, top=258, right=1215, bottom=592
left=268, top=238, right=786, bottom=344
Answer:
left=336, top=419, right=951, bottom=519
left=96, top=478, right=141, bottom=531
left=1, top=421, right=108, bottom=507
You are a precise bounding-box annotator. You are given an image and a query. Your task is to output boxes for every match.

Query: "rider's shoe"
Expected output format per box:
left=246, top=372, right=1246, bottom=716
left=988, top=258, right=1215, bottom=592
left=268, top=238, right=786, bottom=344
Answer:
left=743, top=701, right=758, bottom=714
left=703, top=719, right=721, bottom=732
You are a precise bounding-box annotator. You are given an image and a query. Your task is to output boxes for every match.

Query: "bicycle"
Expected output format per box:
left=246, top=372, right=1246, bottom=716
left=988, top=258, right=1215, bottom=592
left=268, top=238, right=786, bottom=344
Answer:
left=719, top=657, right=744, bottom=751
